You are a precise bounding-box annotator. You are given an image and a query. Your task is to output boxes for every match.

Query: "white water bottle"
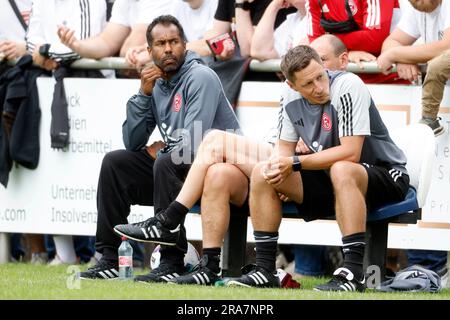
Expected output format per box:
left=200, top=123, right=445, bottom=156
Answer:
left=118, top=236, right=133, bottom=280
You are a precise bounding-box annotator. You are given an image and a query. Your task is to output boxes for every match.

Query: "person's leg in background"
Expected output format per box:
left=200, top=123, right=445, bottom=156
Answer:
left=10, top=233, right=25, bottom=262
left=292, top=244, right=328, bottom=278
left=407, top=249, right=448, bottom=287
left=26, top=234, right=48, bottom=264
left=420, top=50, right=450, bottom=135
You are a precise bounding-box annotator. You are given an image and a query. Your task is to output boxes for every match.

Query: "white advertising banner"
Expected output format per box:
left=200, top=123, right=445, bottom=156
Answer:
left=1, top=78, right=449, bottom=250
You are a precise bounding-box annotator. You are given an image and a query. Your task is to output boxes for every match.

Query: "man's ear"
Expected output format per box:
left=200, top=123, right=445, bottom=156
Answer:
left=147, top=46, right=152, bottom=56
left=286, top=79, right=295, bottom=90
left=340, top=51, right=349, bottom=70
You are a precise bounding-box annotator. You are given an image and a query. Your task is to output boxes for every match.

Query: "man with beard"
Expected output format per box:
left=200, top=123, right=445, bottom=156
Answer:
left=79, top=15, right=240, bottom=281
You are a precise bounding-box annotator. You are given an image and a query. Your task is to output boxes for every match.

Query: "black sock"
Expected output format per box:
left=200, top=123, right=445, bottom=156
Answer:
left=160, top=245, right=185, bottom=267
left=342, top=232, right=366, bottom=281
left=102, top=247, right=118, bottom=263
left=202, top=247, right=221, bottom=274
left=254, top=231, right=278, bottom=273
left=157, top=201, right=189, bottom=229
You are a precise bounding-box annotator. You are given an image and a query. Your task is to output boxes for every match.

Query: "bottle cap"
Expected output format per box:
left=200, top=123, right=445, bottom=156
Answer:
left=121, top=236, right=127, bottom=241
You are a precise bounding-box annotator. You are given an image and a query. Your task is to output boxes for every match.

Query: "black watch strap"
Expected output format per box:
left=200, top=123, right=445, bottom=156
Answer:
left=235, top=1, right=251, bottom=11
left=292, top=155, right=302, bottom=172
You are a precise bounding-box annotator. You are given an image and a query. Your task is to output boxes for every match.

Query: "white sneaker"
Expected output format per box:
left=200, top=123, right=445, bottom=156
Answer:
left=30, top=252, right=48, bottom=265
left=48, top=254, right=78, bottom=266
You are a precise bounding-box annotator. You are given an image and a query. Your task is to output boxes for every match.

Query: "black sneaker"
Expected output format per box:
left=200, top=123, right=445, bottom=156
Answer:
left=314, top=267, right=365, bottom=292
left=114, top=216, right=180, bottom=246
left=79, top=259, right=119, bottom=280
left=134, top=263, right=186, bottom=283
left=419, top=117, right=444, bottom=136
left=225, top=264, right=280, bottom=288
left=169, top=255, right=222, bottom=286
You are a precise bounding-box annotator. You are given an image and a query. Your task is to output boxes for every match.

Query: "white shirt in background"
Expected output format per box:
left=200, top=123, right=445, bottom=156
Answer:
left=26, top=0, right=106, bottom=60
left=397, top=0, right=450, bottom=44
left=0, top=0, right=32, bottom=42
left=274, top=11, right=307, bottom=57
left=111, top=0, right=174, bottom=27
left=171, top=0, right=218, bottom=42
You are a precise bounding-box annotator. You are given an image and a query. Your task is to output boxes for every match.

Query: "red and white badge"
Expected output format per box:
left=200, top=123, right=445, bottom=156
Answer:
left=172, top=93, right=182, bottom=112
left=321, top=112, right=332, bottom=131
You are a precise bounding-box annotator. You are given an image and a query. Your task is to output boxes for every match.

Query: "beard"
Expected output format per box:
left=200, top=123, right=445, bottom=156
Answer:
left=155, top=54, right=185, bottom=74
left=410, top=0, right=441, bottom=12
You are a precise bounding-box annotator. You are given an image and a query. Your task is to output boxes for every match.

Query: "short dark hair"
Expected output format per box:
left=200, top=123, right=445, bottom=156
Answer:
left=280, top=45, right=322, bottom=82
left=146, top=15, right=187, bottom=46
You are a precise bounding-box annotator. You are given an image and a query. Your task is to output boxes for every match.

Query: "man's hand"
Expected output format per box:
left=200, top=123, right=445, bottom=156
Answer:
left=140, top=64, right=164, bottom=95
left=376, top=50, right=395, bottom=74
left=146, top=140, right=166, bottom=159
left=57, top=25, right=81, bottom=52
left=261, top=156, right=294, bottom=186
left=125, top=44, right=151, bottom=70
left=0, top=40, right=26, bottom=60
left=216, top=38, right=235, bottom=61
left=32, top=44, right=58, bottom=71
left=295, top=139, right=311, bottom=155
left=349, top=51, right=376, bottom=69
left=396, top=63, right=420, bottom=82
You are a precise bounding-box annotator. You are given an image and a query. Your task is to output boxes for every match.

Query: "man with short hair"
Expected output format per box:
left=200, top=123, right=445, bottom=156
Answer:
left=225, top=45, right=409, bottom=291
left=377, top=0, right=450, bottom=134
left=80, top=15, right=240, bottom=281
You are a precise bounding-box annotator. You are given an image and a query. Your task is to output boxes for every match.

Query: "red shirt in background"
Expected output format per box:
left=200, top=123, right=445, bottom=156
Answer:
left=306, top=0, right=399, bottom=55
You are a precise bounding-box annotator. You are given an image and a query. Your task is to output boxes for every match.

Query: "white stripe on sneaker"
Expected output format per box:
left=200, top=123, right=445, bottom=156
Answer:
left=249, top=274, right=261, bottom=285
left=141, top=228, right=149, bottom=239
left=104, top=270, right=114, bottom=278
left=152, top=225, right=161, bottom=238
left=257, top=271, right=269, bottom=283
left=193, top=274, right=201, bottom=285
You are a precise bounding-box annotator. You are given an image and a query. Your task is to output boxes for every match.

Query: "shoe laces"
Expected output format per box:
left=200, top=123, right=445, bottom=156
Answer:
left=132, top=217, right=158, bottom=228
left=88, top=259, right=116, bottom=272
left=151, top=263, right=183, bottom=276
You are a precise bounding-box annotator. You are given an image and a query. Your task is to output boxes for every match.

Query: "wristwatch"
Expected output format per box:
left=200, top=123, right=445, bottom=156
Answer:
left=39, top=43, right=51, bottom=58
left=235, top=1, right=251, bottom=11
left=292, top=156, right=302, bottom=172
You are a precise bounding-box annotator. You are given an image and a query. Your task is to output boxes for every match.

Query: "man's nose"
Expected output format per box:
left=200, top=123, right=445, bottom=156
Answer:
left=164, top=42, right=172, bottom=52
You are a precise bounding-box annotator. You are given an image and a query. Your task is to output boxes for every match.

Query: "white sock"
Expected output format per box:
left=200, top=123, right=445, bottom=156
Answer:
left=53, top=235, right=77, bottom=263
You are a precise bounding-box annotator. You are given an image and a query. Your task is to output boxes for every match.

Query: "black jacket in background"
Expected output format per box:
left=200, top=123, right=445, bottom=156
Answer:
left=0, top=55, right=48, bottom=187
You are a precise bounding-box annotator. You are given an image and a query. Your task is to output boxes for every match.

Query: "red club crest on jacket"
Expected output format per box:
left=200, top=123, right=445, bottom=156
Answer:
left=321, top=112, right=332, bottom=131
left=172, top=93, right=182, bottom=112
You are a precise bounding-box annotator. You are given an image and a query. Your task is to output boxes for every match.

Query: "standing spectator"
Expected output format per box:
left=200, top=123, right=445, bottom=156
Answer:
left=79, top=15, right=240, bottom=281
left=377, top=0, right=450, bottom=134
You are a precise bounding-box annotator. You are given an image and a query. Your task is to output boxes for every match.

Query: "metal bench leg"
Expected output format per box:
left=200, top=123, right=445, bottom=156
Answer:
left=222, top=206, right=248, bottom=277
left=364, top=221, right=388, bottom=282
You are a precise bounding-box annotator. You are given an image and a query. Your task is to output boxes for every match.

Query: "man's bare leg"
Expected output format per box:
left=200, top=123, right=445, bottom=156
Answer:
left=248, top=163, right=304, bottom=274
left=176, top=130, right=272, bottom=209
left=329, top=161, right=368, bottom=282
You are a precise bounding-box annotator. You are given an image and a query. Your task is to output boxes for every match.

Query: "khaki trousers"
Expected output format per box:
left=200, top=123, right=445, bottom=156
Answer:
left=422, top=50, right=450, bottom=119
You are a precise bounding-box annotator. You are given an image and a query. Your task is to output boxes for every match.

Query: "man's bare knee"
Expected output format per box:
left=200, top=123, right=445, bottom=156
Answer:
left=330, top=161, right=362, bottom=190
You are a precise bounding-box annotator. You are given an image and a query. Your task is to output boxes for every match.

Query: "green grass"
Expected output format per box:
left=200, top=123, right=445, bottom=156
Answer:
left=0, top=263, right=449, bottom=300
